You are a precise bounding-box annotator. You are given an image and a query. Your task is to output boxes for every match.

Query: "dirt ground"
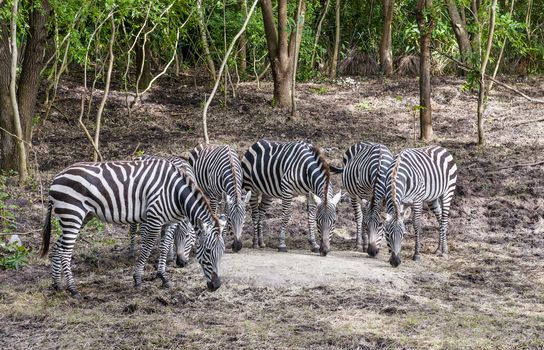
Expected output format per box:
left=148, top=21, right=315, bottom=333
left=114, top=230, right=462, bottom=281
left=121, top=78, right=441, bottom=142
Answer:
left=1, top=72, right=543, bottom=349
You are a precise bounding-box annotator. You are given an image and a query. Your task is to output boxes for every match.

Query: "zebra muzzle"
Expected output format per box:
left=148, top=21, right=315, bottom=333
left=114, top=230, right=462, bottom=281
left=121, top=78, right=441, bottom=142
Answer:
left=389, top=253, right=401, bottom=268
left=176, top=256, right=189, bottom=268
left=232, top=239, right=243, bottom=252
left=207, top=272, right=221, bottom=291
left=367, top=244, right=379, bottom=257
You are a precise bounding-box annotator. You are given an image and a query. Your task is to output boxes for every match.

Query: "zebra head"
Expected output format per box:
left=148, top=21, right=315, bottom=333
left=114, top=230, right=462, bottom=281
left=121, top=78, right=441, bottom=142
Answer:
left=195, top=215, right=227, bottom=291
left=363, top=199, right=385, bottom=258
left=384, top=208, right=411, bottom=267
left=173, top=219, right=195, bottom=268
left=225, top=191, right=251, bottom=252
left=311, top=190, right=342, bottom=256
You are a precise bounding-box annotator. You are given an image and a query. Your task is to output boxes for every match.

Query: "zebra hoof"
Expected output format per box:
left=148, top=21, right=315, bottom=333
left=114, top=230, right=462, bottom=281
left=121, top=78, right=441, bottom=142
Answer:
left=133, top=275, right=142, bottom=289
left=277, top=246, right=287, bottom=253
left=412, top=255, right=421, bottom=262
left=259, top=243, right=266, bottom=249
left=311, top=246, right=320, bottom=253
left=162, top=281, right=172, bottom=289
left=69, top=289, right=81, bottom=299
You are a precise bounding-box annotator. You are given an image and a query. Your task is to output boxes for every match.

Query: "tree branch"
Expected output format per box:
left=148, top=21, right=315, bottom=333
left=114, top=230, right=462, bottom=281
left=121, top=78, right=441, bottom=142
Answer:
left=202, top=0, right=260, bottom=143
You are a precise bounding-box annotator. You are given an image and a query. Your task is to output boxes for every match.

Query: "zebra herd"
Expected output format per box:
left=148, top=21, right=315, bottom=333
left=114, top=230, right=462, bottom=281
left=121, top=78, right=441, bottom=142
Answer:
left=41, top=140, right=457, bottom=298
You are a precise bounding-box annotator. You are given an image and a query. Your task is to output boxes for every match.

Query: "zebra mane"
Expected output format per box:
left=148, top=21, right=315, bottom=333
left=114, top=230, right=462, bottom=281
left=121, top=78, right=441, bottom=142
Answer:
left=390, top=152, right=403, bottom=218
left=311, top=145, right=331, bottom=205
left=177, top=165, right=220, bottom=230
left=370, top=145, right=383, bottom=207
left=226, top=146, right=242, bottom=202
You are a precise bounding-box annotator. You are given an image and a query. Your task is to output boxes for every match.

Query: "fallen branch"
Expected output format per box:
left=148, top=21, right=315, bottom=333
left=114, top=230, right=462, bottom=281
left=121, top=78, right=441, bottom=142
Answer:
left=0, top=230, right=41, bottom=236
left=475, top=160, right=544, bottom=172
left=435, top=49, right=544, bottom=104
left=515, top=118, right=544, bottom=126
left=202, top=0, right=259, bottom=143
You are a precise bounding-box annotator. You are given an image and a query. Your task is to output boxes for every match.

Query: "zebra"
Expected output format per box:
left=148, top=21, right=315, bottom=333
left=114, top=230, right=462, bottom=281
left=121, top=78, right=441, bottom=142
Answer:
left=128, top=154, right=196, bottom=267
left=383, top=145, right=457, bottom=267
left=189, top=144, right=251, bottom=252
left=334, top=142, right=394, bottom=257
left=241, top=140, right=341, bottom=255
left=41, top=158, right=226, bottom=297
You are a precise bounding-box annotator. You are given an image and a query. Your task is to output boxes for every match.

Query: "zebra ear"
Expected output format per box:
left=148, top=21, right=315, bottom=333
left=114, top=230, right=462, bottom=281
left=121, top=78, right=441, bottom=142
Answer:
left=403, top=206, right=412, bottom=220
left=218, top=214, right=227, bottom=232
left=330, top=191, right=342, bottom=206
left=244, top=191, right=252, bottom=204
left=385, top=213, right=393, bottom=222
left=310, top=192, right=322, bottom=206
left=197, top=219, right=208, bottom=234
left=360, top=198, right=369, bottom=208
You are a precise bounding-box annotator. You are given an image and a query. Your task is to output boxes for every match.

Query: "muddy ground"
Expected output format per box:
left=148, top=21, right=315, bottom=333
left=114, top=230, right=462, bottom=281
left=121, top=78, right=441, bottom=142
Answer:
left=1, top=72, right=543, bottom=349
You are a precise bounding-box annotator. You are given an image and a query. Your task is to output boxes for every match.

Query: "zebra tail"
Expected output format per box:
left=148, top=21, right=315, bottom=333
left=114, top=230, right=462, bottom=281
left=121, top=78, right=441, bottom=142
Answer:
left=41, top=203, right=53, bottom=258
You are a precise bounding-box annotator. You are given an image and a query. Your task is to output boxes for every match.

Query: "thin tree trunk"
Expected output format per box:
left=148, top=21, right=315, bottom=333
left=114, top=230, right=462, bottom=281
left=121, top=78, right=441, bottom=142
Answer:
left=93, top=16, right=115, bottom=162
left=445, top=0, right=471, bottom=71
left=477, top=0, right=497, bottom=145
left=197, top=0, right=216, bottom=79
left=291, top=0, right=305, bottom=116
left=379, top=0, right=394, bottom=75
left=330, top=0, right=341, bottom=79
left=203, top=0, right=259, bottom=143
left=239, top=0, right=248, bottom=77
left=0, top=14, right=18, bottom=171
left=136, top=42, right=151, bottom=90
left=8, top=0, right=28, bottom=183
left=310, top=0, right=330, bottom=69
left=416, top=0, right=435, bottom=142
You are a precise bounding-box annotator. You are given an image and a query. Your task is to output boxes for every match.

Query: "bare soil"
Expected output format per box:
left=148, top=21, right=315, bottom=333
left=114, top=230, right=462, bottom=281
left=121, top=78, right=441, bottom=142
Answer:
left=1, top=72, right=543, bottom=349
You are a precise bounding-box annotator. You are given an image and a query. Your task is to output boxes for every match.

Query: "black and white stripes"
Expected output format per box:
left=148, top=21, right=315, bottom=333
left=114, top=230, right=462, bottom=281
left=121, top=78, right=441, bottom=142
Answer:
left=189, top=144, right=250, bottom=252
left=384, top=145, right=457, bottom=267
left=241, top=140, right=341, bottom=255
left=41, top=158, right=225, bottom=296
left=338, top=142, right=394, bottom=257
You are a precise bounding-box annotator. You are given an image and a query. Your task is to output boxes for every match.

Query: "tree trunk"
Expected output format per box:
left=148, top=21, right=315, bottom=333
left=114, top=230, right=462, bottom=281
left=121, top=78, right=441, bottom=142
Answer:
left=238, top=0, right=248, bottom=77
left=18, top=0, right=51, bottom=142
left=136, top=42, right=151, bottom=90
left=379, top=0, right=394, bottom=75
left=197, top=0, right=216, bottom=80
left=330, top=0, right=341, bottom=79
left=416, top=0, right=435, bottom=142
left=310, top=0, right=331, bottom=69
left=0, top=17, right=17, bottom=171
left=477, top=0, right=497, bottom=145
left=445, top=0, right=471, bottom=72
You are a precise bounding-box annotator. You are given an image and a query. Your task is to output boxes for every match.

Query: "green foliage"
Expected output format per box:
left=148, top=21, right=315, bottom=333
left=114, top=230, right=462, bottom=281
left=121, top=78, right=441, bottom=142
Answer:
left=0, top=242, right=29, bottom=270
left=85, top=217, right=105, bottom=233
left=0, top=172, right=17, bottom=234
left=52, top=218, right=62, bottom=238
left=309, top=86, right=329, bottom=95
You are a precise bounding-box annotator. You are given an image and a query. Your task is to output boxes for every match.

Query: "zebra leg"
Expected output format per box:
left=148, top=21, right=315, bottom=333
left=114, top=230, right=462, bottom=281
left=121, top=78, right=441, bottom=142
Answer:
left=307, top=194, right=320, bottom=253
left=361, top=201, right=370, bottom=252
left=249, top=192, right=261, bottom=248
left=277, top=197, right=293, bottom=252
left=50, top=241, right=63, bottom=291
left=350, top=196, right=364, bottom=251
left=429, top=199, right=443, bottom=254
left=437, top=196, right=453, bottom=256
left=257, top=195, right=273, bottom=248
left=54, top=228, right=81, bottom=297
left=133, top=222, right=161, bottom=288
left=157, top=224, right=176, bottom=288
left=128, top=223, right=138, bottom=259
left=412, top=202, right=423, bottom=261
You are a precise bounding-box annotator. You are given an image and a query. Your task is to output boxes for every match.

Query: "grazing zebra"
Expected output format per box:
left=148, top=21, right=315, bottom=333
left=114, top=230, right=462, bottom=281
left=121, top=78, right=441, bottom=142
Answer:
left=128, top=154, right=196, bottom=267
left=383, top=145, right=457, bottom=267
left=41, top=158, right=225, bottom=297
left=336, top=142, right=393, bottom=257
left=189, top=144, right=250, bottom=252
left=241, top=140, right=341, bottom=255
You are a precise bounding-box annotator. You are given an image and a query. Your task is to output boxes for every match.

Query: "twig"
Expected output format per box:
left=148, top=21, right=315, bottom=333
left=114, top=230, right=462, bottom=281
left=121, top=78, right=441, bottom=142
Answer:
left=202, top=0, right=260, bottom=143
left=515, top=118, right=544, bottom=126
left=434, top=49, right=544, bottom=104
left=474, top=160, right=544, bottom=172
left=0, top=230, right=41, bottom=236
